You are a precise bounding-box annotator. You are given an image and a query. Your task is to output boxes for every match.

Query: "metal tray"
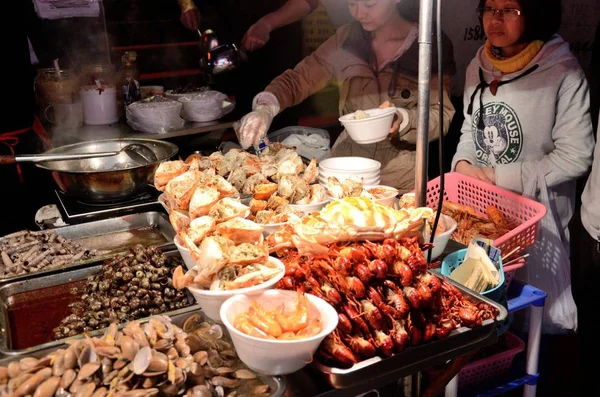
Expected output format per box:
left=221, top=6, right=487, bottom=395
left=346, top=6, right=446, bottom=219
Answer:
left=0, top=250, right=190, bottom=356
left=310, top=276, right=508, bottom=390
left=0, top=211, right=176, bottom=285
left=0, top=308, right=286, bottom=397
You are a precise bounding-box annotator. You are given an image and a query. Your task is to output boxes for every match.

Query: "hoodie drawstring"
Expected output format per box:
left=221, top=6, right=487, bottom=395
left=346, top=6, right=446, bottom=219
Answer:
left=467, top=64, right=539, bottom=129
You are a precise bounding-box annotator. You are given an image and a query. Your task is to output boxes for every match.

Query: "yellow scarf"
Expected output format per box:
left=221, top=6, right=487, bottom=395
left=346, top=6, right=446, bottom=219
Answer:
left=484, top=40, right=544, bottom=74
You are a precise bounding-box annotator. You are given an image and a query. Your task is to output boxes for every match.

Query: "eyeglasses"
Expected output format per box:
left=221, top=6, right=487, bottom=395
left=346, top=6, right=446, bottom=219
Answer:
left=476, top=7, right=522, bottom=21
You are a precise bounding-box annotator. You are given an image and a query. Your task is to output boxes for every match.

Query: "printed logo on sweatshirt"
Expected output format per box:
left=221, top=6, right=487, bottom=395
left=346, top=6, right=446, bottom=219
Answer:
left=472, top=102, right=523, bottom=167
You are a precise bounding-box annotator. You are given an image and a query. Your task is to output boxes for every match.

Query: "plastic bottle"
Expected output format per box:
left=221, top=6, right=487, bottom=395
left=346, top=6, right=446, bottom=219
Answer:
left=118, top=51, right=141, bottom=113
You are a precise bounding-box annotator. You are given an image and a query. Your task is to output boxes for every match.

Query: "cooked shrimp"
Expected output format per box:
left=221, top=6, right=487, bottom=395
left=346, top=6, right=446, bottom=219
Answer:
left=233, top=313, right=272, bottom=339
left=248, top=302, right=283, bottom=337
left=275, top=291, right=310, bottom=333
left=295, top=318, right=322, bottom=338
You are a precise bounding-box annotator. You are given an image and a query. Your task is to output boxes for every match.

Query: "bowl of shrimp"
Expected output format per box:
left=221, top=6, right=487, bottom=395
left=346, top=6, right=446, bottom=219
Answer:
left=363, top=185, right=400, bottom=207
left=220, top=289, right=339, bottom=375
left=339, top=107, right=410, bottom=144
left=187, top=256, right=286, bottom=324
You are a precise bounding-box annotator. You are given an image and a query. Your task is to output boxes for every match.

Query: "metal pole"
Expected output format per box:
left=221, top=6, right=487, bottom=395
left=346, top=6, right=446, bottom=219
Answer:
left=415, top=0, right=434, bottom=207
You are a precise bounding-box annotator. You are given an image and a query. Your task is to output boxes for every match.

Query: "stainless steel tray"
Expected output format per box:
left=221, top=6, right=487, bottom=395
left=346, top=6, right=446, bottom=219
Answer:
left=0, top=211, right=176, bottom=284
left=0, top=250, right=189, bottom=356
left=0, top=308, right=286, bottom=397
left=310, top=275, right=508, bottom=390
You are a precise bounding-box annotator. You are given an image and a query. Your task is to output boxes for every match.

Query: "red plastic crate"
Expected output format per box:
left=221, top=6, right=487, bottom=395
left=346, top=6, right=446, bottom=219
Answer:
left=423, top=173, right=546, bottom=257
left=458, top=332, right=525, bottom=389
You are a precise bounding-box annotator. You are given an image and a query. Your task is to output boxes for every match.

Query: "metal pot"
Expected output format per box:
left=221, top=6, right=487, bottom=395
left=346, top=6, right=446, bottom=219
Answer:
left=36, top=138, right=178, bottom=202
left=200, top=43, right=248, bottom=75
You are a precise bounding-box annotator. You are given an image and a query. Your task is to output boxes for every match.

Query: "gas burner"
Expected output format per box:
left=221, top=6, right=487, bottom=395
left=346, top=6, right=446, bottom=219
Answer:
left=75, top=192, right=153, bottom=208
left=55, top=189, right=164, bottom=224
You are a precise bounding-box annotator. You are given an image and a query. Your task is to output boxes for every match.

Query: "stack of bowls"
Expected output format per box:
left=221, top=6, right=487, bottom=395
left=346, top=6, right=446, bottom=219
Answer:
left=318, top=157, right=381, bottom=186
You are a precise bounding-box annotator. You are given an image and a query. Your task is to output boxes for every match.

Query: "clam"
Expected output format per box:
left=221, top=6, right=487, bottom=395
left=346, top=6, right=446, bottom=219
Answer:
left=234, top=369, right=256, bottom=379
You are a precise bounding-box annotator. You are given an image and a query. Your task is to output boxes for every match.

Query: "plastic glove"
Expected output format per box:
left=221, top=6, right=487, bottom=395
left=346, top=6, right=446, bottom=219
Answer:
left=234, top=101, right=278, bottom=149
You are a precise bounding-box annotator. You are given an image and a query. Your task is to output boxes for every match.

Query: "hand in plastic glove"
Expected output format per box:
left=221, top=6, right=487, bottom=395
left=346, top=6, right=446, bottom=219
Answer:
left=180, top=8, right=200, bottom=31
left=234, top=103, right=278, bottom=149
left=241, top=20, right=272, bottom=52
left=379, top=100, right=403, bottom=136
left=455, top=161, right=493, bottom=184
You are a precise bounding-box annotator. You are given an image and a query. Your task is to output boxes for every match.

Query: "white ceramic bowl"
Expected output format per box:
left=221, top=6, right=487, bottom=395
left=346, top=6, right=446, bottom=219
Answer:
left=428, top=214, right=458, bottom=260
left=173, top=235, right=196, bottom=270
left=220, top=289, right=339, bottom=375
left=289, top=198, right=330, bottom=216
left=362, top=185, right=399, bottom=207
left=339, top=107, right=410, bottom=144
left=188, top=257, right=285, bottom=324
left=319, top=157, right=381, bottom=173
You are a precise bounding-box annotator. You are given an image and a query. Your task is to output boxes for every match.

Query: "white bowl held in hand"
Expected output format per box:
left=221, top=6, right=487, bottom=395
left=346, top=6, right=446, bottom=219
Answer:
left=187, top=257, right=285, bottom=324
left=427, top=214, right=458, bottom=260
left=173, top=235, right=196, bottom=270
left=339, top=107, right=410, bottom=144
left=220, top=289, right=339, bottom=375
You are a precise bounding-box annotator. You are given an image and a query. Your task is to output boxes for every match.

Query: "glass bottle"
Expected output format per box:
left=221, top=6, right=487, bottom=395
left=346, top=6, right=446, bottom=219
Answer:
left=117, top=51, right=141, bottom=112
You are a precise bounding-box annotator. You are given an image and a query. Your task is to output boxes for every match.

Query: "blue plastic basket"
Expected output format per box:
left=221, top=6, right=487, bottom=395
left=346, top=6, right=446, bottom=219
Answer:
left=441, top=247, right=505, bottom=304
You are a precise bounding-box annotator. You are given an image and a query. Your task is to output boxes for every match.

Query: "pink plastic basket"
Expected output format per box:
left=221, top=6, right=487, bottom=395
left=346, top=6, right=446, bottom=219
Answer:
left=423, top=173, right=547, bottom=257
left=458, top=332, right=525, bottom=389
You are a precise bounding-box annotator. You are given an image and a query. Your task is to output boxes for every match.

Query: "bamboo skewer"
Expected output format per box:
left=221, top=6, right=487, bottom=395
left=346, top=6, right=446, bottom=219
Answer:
left=503, top=253, right=529, bottom=267
left=502, top=246, right=521, bottom=262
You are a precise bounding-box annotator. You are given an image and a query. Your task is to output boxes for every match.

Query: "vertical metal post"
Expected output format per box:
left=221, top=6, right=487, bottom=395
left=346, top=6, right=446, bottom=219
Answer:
left=415, top=0, right=434, bottom=207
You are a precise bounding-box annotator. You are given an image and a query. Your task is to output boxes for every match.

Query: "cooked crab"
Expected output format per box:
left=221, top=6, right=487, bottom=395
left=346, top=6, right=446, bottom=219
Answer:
left=165, top=169, right=200, bottom=210
left=208, top=197, right=251, bottom=222
left=189, top=185, right=221, bottom=219
left=186, top=215, right=216, bottom=244
left=214, top=217, right=264, bottom=245
left=154, top=160, right=188, bottom=191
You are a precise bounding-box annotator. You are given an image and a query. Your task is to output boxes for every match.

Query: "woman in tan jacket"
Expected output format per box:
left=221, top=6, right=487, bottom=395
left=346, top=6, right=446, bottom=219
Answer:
left=236, top=0, right=456, bottom=193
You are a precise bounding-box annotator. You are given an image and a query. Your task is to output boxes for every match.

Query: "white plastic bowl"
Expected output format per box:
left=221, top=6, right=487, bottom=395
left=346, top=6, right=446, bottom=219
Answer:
left=220, top=289, right=339, bottom=375
left=339, top=107, right=409, bottom=144
left=318, top=175, right=381, bottom=187
left=319, top=157, right=381, bottom=173
left=428, top=214, right=458, bottom=260
left=187, top=257, right=285, bottom=324
left=318, top=169, right=381, bottom=181
left=363, top=185, right=399, bottom=207
left=173, top=235, right=196, bottom=270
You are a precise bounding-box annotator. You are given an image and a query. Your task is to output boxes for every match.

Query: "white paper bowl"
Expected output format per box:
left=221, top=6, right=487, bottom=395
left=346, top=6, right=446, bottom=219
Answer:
left=187, top=257, right=285, bottom=324
left=363, top=185, right=399, bottom=207
left=339, top=107, right=410, bottom=144
left=220, top=289, right=339, bottom=375
left=319, top=157, right=381, bottom=173
left=428, top=214, right=458, bottom=260
left=173, top=235, right=196, bottom=270
left=179, top=95, right=235, bottom=122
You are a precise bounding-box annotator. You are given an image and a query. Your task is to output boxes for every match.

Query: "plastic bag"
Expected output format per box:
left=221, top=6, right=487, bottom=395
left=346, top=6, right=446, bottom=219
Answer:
left=126, top=96, right=185, bottom=134
left=178, top=90, right=235, bottom=122
left=519, top=165, right=577, bottom=333
left=269, top=126, right=331, bottom=162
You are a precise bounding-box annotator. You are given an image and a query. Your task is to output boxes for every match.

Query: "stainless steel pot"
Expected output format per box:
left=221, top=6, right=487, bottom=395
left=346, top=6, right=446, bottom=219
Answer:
left=36, top=138, right=178, bottom=202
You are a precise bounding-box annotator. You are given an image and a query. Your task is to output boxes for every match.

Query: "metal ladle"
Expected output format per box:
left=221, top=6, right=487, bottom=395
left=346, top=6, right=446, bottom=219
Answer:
left=0, top=144, right=157, bottom=165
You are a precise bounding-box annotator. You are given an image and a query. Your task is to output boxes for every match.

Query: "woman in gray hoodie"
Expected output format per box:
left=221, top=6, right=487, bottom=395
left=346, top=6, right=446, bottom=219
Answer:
left=452, top=0, right=594, bottom=336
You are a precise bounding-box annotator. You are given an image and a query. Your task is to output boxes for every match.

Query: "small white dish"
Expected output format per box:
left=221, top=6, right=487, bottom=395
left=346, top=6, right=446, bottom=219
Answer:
left=220, top=289, right=339, bottom=375
left=187, top=257, right=285, bottom=324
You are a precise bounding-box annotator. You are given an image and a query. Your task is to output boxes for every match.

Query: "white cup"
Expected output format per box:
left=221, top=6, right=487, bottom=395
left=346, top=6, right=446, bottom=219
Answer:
left=45, top=102, right=83, bottom=128
left=80, top=85, right=118, bottom=125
